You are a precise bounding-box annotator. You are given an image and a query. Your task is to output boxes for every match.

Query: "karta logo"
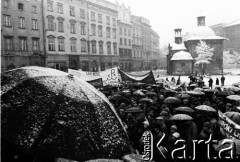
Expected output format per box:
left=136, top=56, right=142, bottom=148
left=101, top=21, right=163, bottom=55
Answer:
left=142, top=130, right=154, bottom=161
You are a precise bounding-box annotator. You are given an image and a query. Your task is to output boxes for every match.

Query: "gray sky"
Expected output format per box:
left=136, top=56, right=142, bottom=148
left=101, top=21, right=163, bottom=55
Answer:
left=110, top=0, right=240, bottom=47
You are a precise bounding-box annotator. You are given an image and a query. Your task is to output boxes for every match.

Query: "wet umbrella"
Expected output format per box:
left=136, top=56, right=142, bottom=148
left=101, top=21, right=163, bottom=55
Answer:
left=227, top=95, right=240, bottom=101
left=139, top=97, right=153, bottom=103
left=169, top=114, right=193, bottom=120
left=164, top=97, right=181, bottom=105
left=125, top=107, right=143, bottom=113
left=1, top=67, right=132, bottom=161
left=223, top=86, right=240, bottom=92
left=224, top=111, right=240, bottom=125
left=133, top=90, right=145, bottom=96
left=195, top=105, right=216, bottom=112
left=216, top=91, right=234, bottom=96
left=203, top=89, right=218, bottom=93
left=110, top=94, right=128, bottom=101
left=146, top=91, right=157, bottom=97
left=194, top=87, right=204, bottom=92
left=213, top=138, right=240, bottom=156
left=202, top=86, right=209, bottom=89
left=186, top=91, right=205, bottom=95
left=189, top=84, right=198, bottom=87
left=175, top=93, right=190, bottom=99
left=175, top=107, right=194, bottom=113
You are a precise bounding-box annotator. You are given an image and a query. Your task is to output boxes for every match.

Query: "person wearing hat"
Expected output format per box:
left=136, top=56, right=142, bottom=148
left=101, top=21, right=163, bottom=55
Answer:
left=170, top=125, right=178, bottom=135
left=208, top=77, right=213, bottom=89
left=167, top=131, right=181, bottom=153
left=198, top=122, right=212, bottom=140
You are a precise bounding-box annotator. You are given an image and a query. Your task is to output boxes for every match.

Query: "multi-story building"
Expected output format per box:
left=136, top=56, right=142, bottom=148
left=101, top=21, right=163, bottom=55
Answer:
left=131, top=15, right=143, bottom=71
left=43, top=0, right=118, bottom=72
left=150, top=29, right=160, bottom=69
left=140, top=17, right=151, bottom=70
left=117, top=3, right=132, bottom=72
left=1, top=0, right=45, bottom=71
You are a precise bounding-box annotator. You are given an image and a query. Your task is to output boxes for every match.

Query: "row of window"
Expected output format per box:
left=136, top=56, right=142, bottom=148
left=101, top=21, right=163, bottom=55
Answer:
left=120, top=38, right=131, bottom=46
left=119, top=48, right=132, bottom=58
left=47, top=1, right=116, bottom=26
left=4, top=0, right=38, bottom=14
left=4, top=36, right=39, bottom=51
left=119, top=27, right=131, bottom=36
left=3, top=15, right=38, bottom=30
left=47, top=37, right=117, bottom=54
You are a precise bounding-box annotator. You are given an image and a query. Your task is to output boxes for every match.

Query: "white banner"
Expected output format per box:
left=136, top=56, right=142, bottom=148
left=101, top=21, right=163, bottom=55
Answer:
left=69, top=67, right=119, bottom=86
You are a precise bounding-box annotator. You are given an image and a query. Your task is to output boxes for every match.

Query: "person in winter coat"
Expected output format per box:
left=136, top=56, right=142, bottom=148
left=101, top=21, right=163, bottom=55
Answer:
left=221, top=75, right=225, bottom=86
left=216, top=78, right=219, bottom=85
left=208, top=78, right=213, bottom=89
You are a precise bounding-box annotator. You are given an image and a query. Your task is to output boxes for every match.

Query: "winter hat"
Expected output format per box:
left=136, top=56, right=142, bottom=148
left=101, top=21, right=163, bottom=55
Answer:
left=172, top=132, right=180, bottom=138
left=156, top=116, right=164, bottom=120
left=170, top=125, right=178, bottom=130
left=160, top=95, right=165, bottom=100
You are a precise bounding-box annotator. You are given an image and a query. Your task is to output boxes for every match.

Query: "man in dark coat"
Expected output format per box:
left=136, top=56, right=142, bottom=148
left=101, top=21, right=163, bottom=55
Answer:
left=208, top=78, right=213, bottom=89
left=216, top=78, right=219, bottom=85
left=221, top=75, right=225, bottom=86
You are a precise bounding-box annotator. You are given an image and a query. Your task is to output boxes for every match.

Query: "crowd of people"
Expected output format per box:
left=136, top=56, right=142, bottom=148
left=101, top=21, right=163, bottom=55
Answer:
left=101, top=75, right=240, bottom=162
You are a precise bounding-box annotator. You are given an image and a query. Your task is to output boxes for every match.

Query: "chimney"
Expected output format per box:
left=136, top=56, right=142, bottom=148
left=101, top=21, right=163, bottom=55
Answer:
left=197, top=16, right=205, bottom=26
left=174, top=28, right=182, bottom=44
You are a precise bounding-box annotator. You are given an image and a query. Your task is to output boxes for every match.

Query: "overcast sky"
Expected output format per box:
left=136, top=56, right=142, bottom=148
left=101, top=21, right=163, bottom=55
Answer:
left=110, top=0, right=240, bottom=47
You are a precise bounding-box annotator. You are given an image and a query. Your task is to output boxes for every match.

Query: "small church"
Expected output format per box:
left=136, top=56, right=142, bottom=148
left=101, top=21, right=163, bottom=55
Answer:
left=167, top=15, right=226, bottom=75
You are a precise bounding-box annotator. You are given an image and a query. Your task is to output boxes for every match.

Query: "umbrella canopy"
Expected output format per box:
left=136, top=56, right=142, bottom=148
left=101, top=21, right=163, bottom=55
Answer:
left=175, top=107, right=195, bottom=113
left=226, top=95, right=240, bottom=101
left=133, top=90, right=145, bottom=96
left=202, top=86, right=209, bottom=89
left=195, top=105, right=216, bottom=112
left=125, top=107, right=143, bottom=113
left=164, top=97, right=181, bottom=105
left=1, top=67, right=131, bottom=161
left=175, top=93, right=190, bottom=99
left=224, top=111, right=240, bottom=125
left=186, top=91, right=205, bottom=95
left=169, top=114, right=193, bottom=120
left=203, top=89, right=218, bottom=93
left=213, top=138, right=240, bottom=155
left=216, top=91, right=234, bottom=96
left=194, top=87, right=204, bottom=92
left=139, top=98, right=153, bottom=103
left=146, top=91, right=157, bottom=97
left=223, top=86, right=240, bottom=92
left=110, top=94, right=128, bottom=101
left=189, top=84, right=198, bottom=87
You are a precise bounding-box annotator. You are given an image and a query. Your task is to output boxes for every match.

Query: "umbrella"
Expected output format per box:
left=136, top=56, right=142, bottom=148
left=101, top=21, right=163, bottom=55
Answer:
left=164, top=97, right=181, bottom=105
left=125, top=107, right=143, bottom=113
left=224, top=111, right=240, bottom=125
left=175, top=93, right=190, bottom=99
left=195, top=105, right=216, bottom=112
left=164, top=88, right=177, bottom=93
left=189, top=84, right=198, bottom=87
left=186, top=91, right=205, bottom=95
left=213, top=138, right=240, bottom=155
left=203, top=89, right=218, bottom=92
left=146, top=91, right=157, bottom=97
left=133, top=90, right=145, bottom=96
left=175, top=107, right=195, bottom=113
left=232, top=82, right=240, bottom=87
left=169, top=114, right=193, bottom=120
left=202, top=86, right=209, bottom=89
left=226, top=95, right=240, bottom=101
left=216, top=91, right=234, bottom=96
left=223, top=86, right=240, bottom=92
left=194, top=87, right=203, bottom=92
left=1, top=67, right=132, bottom=161
left=110, top=94, right=128, bottom=101
left=139, top=98, right=153, bottom=103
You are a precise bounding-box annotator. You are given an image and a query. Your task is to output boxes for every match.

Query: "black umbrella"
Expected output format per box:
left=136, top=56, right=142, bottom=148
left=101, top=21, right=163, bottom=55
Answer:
left=1, top=67, right=132, bottom=161
left=139, top=97, right=153, bottom=103
left=125, top=107, right=143, bottom=113
left=195, top=105, right=216, bottom=112
left=110, top=94, right=128, bottom=101
left=164, top=97, right=181, bottom=105
left=169, top=114, right=193, bottom=120
left=175, top=107, right=195, bottom=113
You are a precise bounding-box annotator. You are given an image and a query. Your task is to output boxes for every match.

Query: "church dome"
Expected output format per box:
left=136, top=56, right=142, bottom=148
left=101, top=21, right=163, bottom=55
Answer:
left=171, top=51, right=193, bottom=61
left=188, top=26, right=216, bottom=38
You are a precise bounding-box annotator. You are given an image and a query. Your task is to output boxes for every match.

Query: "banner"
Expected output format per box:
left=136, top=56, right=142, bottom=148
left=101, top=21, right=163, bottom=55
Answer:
left=218, top=110, right=240, bottom=140
left=69, top=67, right=119, bottom=86
left=118, top=69, right=156, bottom=84
left=87, top=78, right=103, bottom=87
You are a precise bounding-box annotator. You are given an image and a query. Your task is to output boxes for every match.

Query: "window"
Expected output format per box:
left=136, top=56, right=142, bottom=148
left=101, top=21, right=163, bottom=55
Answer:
left=120, top=38, right=122, bottom=45
left=112, top=18, right=116, bottom=26
left=98, top=14, right=102, bottom=23
left=92, top=41, right=96, bottom=53
left=4, top=0, right=10, bottom=8
left=81, top=39, right=87, bottom=52
left=70, top=21, right=76, bottom=34
left=58, top=38, right=64, bottom=51
left=70, top=39, right=77, bottom=52
left=91, top=24, right=96, bottom=36
left=4, top=36, right=13, bottom=51
left=32, top=38, right=39, bottom=51
left=128, top=29, right=131, bottom=36
left=3, top=15, right=11, bottom=27
left=31, top=6, right=37, bottom=14
left=129, top=39, right=131, bottom=46
left=98, top=26, right=102, bottom=37
left=124, top=39, right=127, bottom=45
left=80, top=9, right=85, bottom=19
left=107, top=42, right=111, bottom=54
left=124, top=28, right=127, bottom=35
left=106, top=27, right=110, bottom=38
left=18, top=3, right=24, bottom=10
left=58, top=20, right=64, bottom=32
left=32, top=19, right=38, bottom=30
left=80, top=23, right=86, bottom=35
left=99, top=41, right=103, bottom=54
left=113, top=29, right=116, bottom=39
left=70, top=6, right=75, bottom=16
left=106, top=16, right=110, bottom=25
left=48, top=37, right=55, bottom=51
left=120, top=27, right=122, bottom=35
left=19, top=17, right=25, bottom=28
left=113, top=43, right=117, bottom=54
left=91, top=12, right=95, bottom=21
left=19, top=37, right=27, bottom=51
left=47, top=1, right=53, bottom=12
left=48, top=18, right=54, bottom=31
left=57, top=3, right=63, bottom=14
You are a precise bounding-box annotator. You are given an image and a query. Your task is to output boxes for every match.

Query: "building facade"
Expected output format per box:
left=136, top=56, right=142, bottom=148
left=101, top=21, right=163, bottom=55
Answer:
left=43, top=0, right=119, bottom=72
left=150, top=29, right=160, bottom=70
left=117, top=3, right=132, bottom=72
left=1, top=0, right=45, bottom=71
